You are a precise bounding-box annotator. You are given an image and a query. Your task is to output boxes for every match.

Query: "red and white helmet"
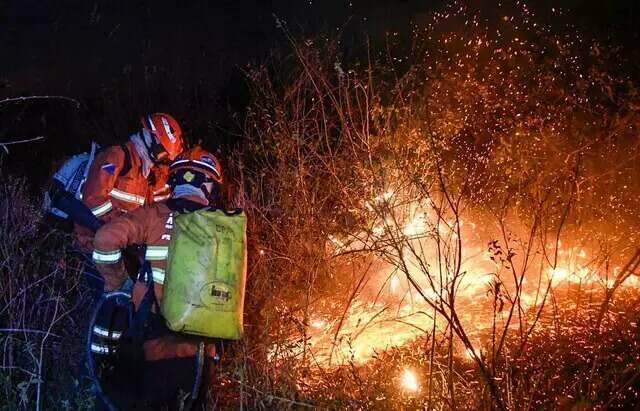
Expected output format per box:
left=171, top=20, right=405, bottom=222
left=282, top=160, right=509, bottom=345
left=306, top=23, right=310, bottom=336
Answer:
left=169, top=146, right=223, bottom=206
left=140, top=113, right=184, bottom=161
left=170, top=146, right=222, bottom=183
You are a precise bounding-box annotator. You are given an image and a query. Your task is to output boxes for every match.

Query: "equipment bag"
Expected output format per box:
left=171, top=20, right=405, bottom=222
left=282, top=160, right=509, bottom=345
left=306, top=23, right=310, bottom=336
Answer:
left=44, top=142, right=99, bottom=219
left=161, top=209, right=247, bottom=340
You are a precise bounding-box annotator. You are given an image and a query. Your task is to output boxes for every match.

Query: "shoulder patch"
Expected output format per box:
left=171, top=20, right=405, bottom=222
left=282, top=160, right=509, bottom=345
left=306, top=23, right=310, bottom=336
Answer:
left=101, top=163, right=116, bottom=175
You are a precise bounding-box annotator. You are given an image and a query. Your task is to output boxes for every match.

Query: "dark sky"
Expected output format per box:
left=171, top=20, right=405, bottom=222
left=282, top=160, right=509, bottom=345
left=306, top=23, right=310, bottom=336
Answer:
left=1, top=0, right=638, bottom=183
left=2, top=0, right=638, bottom=100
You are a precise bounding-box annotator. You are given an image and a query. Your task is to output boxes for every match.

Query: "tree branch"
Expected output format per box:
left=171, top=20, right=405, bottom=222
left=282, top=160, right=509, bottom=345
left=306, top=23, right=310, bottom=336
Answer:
left=0, top=95, right=80, bottom=108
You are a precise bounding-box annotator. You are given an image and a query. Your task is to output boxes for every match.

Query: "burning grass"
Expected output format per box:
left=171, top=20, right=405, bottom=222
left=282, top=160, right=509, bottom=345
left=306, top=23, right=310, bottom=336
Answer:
left=224, top=2, right=640, bottom=409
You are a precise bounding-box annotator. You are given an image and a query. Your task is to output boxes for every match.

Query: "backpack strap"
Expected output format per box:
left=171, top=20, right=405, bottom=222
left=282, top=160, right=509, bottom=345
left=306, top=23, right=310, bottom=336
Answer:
left=119, top=144, right=132, bottom=177
left=74, top=142, right=100, bottom=200
left=129, top=259, right=158, bottom=347
left=83, top=142, right=99, bottom=180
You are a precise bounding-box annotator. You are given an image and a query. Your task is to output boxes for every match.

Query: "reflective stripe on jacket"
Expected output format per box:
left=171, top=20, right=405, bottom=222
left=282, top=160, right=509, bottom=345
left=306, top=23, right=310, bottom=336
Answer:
left=83, top=142, right=150, bottom=215
left=74, top=142, right=170, bottom=251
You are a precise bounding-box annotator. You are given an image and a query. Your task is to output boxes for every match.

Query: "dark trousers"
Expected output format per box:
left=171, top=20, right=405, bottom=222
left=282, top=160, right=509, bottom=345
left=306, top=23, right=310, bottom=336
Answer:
left=136, top=357, right=211, bottom=410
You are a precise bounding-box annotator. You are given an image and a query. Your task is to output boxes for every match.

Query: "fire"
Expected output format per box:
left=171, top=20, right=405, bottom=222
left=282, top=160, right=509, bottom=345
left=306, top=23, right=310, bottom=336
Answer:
left=548, top=267, right=569, bottom=282
left=403, top=213, right=426, bottom=237
left=310, top=318, right=326, bottom=329
left=245, top=2, right=640, bottom=407
left=464, top=347, right=476, bottom=361
left=390, top=274, right=400, bottom=293
left=282, top=184, right=640, bottom=369
left=400, top=368, right=420, bottom=393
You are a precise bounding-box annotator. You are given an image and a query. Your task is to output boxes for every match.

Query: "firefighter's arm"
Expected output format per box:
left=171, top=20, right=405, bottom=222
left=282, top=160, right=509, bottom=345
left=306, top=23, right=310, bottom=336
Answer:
left=82, top=147, right=124, bottom=219
left=150, top=164, right=171, bottom=203
left=93, top=210, right=147, bottom=291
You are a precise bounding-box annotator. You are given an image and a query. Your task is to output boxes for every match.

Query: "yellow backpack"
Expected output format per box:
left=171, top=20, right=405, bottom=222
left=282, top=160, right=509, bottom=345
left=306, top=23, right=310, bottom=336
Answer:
left=161, top=209, right=247, bottom=340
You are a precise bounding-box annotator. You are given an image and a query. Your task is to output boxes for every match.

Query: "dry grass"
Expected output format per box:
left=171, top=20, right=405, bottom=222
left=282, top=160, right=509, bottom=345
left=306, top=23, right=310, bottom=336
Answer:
left=0, top=173, right=95, bottom=410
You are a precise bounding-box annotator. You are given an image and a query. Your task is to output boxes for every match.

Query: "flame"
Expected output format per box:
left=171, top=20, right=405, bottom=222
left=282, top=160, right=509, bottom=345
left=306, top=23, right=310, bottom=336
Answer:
left=272, top=185, right=640, bottom=369
left=401, top=368, right=420, bottom=392
left=310, top=319, right=326, bottom=329
left=390, top=275, right=400, bottom=293
left=625, top=276, right=639, bottom=287
left=548, top=267, right=569, bottom=282
left=464, top=346, right=477, bottom=361
left=403, top=213, right=426, bottom=237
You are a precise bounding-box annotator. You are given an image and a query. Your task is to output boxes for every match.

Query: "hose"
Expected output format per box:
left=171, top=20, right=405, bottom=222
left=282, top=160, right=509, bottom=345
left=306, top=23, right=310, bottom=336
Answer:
left=183, top=342, right=206, bottom=411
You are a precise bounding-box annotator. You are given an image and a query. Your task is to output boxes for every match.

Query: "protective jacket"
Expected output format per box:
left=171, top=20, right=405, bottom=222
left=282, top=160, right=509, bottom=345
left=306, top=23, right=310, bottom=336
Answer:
left=93, top=198, right=214, bottom=361
left=75, top=142, right=170, bottom=250
left=93, top=202, right=172, bottom=292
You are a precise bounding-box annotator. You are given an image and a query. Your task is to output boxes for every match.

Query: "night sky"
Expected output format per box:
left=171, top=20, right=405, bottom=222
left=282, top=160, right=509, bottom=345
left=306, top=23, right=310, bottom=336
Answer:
left=1, top=0, right=639, bottom=185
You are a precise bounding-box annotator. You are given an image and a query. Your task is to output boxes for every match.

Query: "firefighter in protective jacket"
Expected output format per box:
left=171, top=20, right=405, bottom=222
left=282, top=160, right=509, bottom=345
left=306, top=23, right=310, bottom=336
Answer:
left=75, top=113, right=184, bottom=251
left=92, top=146, right=222, bottom=407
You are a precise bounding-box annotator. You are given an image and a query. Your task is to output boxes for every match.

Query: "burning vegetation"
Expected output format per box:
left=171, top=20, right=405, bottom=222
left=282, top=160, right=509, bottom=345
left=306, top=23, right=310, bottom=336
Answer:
left=227, top=3, right=640, bottom=410
left=2, top=2, right=640, bottom=410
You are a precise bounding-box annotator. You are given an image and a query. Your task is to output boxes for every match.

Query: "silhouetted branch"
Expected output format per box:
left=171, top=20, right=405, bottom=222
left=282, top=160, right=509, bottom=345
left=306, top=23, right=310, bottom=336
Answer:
left=0, top=136, right=46, bottom=154
left=0, top=95, right=80, bottom=108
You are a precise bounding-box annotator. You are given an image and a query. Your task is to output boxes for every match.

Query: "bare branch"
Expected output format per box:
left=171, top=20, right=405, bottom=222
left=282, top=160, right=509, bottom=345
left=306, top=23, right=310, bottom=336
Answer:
left=0, top=136, right=46, bottom=154
left=0, top=95, right=80, bottom=108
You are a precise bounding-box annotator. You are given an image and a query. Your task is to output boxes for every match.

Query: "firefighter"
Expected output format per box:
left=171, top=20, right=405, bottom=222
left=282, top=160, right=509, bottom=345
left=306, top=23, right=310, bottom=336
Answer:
left=92, top=146, right=222, bottom=409
left=76, top=113, right=184, bottom=299
left=78, top=114, right=185, bottom=400
left=76, top=112, right=184, bottom=252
